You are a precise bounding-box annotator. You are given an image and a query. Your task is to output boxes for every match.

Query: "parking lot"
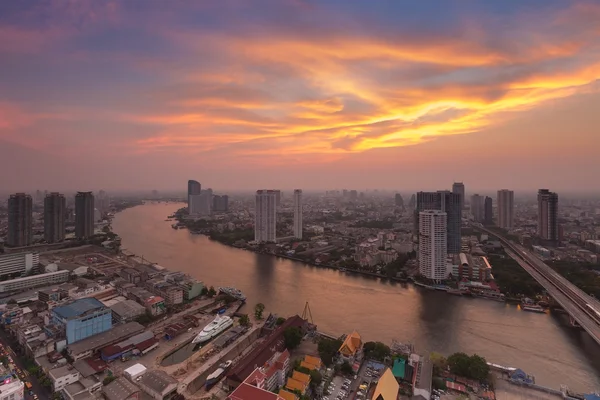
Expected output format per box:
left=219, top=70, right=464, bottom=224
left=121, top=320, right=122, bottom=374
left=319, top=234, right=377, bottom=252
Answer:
left=323, top=375, right=354, bottom=400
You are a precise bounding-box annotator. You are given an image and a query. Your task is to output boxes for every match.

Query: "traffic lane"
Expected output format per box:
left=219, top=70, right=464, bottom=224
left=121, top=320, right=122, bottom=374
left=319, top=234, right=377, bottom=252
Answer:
left=0, top=330, right=49, bottom=400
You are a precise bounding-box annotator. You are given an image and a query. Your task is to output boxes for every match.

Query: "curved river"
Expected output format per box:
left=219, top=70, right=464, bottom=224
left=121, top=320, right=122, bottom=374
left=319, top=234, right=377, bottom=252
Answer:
left=112, top=202, right=600, bottom=392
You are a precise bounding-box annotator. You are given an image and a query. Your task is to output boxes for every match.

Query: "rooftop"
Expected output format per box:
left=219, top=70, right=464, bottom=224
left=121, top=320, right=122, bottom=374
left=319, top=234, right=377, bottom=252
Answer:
left=139, top=369, right=177, bottom=395
left=102, top=377, right=140, bottom=400
left=52, top=298, right=105, bottom=320
left=229, top=382, right=283, bottom=400
left=371, top=368, right=399, bottom=400
left=67, top=322, right=144, bottom=356
left=49, top=365, right=78, bottom=380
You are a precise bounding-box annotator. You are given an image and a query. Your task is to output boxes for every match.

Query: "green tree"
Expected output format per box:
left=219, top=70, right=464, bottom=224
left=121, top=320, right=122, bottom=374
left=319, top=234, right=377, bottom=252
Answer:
left=447, top=352, right=471, bottom=377
left=239, top=314, right=251, bottom=327
left=103, top=376, right=116, bottom=385
left=200, top=287, right=208, bottom=296
left=207, top=286, right=217, bottom=298
left=309, top=370, right=323, bottom=387
left=254, top=303, right=265, bottom=319
left=363, top=341, right=391, bottom=361
left=467, top=354, right=490, bottom=381
left=317, top=338, right=342, bottom=366
left=276, top=317, right=286, bottom=326
left=340, top=361, right=353, bottom=375
left=283, top=327, right=303, bottom=350
left=447, top=352, right=490, bottom=381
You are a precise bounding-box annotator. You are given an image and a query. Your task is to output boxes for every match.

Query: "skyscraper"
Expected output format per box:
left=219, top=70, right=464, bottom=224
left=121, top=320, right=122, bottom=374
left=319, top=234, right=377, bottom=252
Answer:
left=7, top=193, right=33, bottom=247
left=538, top=189, right=559, bottom=241
left=497, top=189, right=515, bottom=229
left=452, top=182, right=465, bottom=211
left=255, top=190, right=277, bottom=242
left=394, top=193, right=404, bottom=208
left=187, top=180, right=201, bottom=215
left=419, top=210, right=448, bottom=282
left=44, top=192, right=66, bottom=243
left=75, top=192, right=95, bottom=239
left=293, top=189, right=303, bottom=239
left=484, top=196, right=493, bottom=225
left=470, top=194, right=484, bottom=222
left=199, top=189, right=213, bottom=216
left=416, top=191, right=461, bottom=254
left=274, top=190, right=282, bottom=209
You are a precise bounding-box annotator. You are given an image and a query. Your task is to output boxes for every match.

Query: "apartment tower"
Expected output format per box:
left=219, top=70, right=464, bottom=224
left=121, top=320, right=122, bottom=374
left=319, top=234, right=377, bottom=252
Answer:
left=419, top=210, right=448, bottom=282
left=75, top=192, right=95, bottom=239
left=452, top=182, right=465, bottom=211
left=187, top=180, right=201, bottom=215
left=497, top=189, right=515, bottom=229
left=44, top=192, right=66, bottom=243
left=538, top=189, right=559, bottom=241
left=255, top=190, right=277, bottom=242
left=293, top=189, right=303, bottom=239
left=7, top=193, right=33, bottom=247
left=415, top=191, right=461, bottom=254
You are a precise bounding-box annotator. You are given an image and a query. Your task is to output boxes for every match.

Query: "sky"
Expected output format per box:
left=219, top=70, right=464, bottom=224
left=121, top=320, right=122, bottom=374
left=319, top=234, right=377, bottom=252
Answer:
left=0, top=0, right=599, bottom=193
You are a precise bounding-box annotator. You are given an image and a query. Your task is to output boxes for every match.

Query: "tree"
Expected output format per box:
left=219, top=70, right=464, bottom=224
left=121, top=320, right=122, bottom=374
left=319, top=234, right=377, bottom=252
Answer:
left=103, top=376, right=116, bottom=385
left=239, top=314, right=250, bottom=327
left=283, top=327, right=303, bottom=350
left=447, top=352, right=471, bottom=377
left=309, top=370, right=323, bottom=387
left=207, top=286, right=217, bottom=298
left=340, top=361, right=353, bottom=375
left=254, top=303, right=265, bottom=319
left=200, top=287, right=208, bottom=296
left=276, top=317, right=286, bottom=326
left=318, top=338, right=342, bottom=366
left=363, top=341, right=391, bottom=361
left=467, top=354, right=490, bottom=381
left=447, top=352, right=490, bottom=381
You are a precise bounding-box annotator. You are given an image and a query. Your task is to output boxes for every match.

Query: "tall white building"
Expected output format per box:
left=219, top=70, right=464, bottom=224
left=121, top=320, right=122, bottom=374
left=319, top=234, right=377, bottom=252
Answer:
left=419, top=210, right=448, bottom=282
left=255, top=190, right=277, bottom=242
left=293, top=189, right=303, bottom=239
left=497, top=189, right=515, bottom=229
left=0, top=253, right=38, bottom=279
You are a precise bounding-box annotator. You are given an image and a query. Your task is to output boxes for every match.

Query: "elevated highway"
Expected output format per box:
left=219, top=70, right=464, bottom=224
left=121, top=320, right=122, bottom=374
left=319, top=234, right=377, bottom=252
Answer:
left=475, top=225, right=600, bottom=346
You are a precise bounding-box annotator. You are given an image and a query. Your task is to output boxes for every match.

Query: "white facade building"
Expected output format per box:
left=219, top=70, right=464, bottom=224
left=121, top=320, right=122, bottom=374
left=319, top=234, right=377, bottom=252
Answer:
left=419, top=210, right=448, bottom=281
left=255, top=190, right=277, bottom=242
left=0, top=378, right=24, bottom=400
left=49, top=365, right=80, bottom=392
left=497, top=189, right=514, bottom=229
left=0, top=253, right=38, bottom=279
left=293, top=189, right=303, bottom=239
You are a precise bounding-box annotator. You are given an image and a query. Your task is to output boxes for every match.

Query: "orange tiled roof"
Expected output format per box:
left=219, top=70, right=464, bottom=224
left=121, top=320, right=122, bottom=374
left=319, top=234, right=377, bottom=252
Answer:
left=285, top=378, right=306, bottom=393
left=278, top=389, right=298, bottom=400
left=371, top=368, right=399, bottom=400
left=291, top=371, right=310, bottom=385
left=339, top=330, right=362, bottom=357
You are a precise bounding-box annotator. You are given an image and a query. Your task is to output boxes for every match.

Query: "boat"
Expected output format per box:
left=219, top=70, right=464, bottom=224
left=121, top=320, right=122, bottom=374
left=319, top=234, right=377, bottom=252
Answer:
left=218, top=287, right=246, bottom=301
left=447, top=289, right=464, bottom=296
left=521, top=304, right=546, bottom=313
left=205, top=360, right=234, bottom=390
left=171, top=224, right=178, bottom=229
left=192, top=315, right=233, bottom=344
left=474, top=291, right=505, bottom=302
left=339, top=268, right=347, bottom=272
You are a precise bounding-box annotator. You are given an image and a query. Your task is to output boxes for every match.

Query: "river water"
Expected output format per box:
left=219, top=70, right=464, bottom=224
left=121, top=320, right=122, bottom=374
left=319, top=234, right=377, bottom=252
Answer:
left=112, top=202, right=600, bottom=392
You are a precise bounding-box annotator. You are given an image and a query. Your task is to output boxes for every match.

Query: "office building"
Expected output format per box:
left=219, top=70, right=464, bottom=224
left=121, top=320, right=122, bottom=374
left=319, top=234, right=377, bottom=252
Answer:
left=188, top=180, right=201, bottom=214
left=394, top=194, right=404, bottom=208
left=452, top=182, right=465, bottom=211
left=75, top=192, right=95, bottom=239
left=0, top=253, right=38, bottom=280
left=538, top=189, right=559, bottom=242
left=293, top=189, right=303, bottom=239
left=255, top=190, right=277, bottom=242
left=497, top=189, right=514, bottom=229
left=0, top=270, right=69, bottom=293
left=415, top=191, right=461, bottom=254
left=213, top=195, right=229, bottom=212
left=470, top=194, right=484, bottom=222
left=484, top=196, right=493, bottom=225
left=7, top=193, right=33, bottom=247
left=419, top=210, right=448, bottom=282
left=44, top=192, right=66, bottom=243
left=50, top=298, right=112, bottom=344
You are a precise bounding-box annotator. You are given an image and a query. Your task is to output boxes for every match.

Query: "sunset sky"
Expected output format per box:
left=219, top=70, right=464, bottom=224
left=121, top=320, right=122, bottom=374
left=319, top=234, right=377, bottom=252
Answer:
left=1, top=0, right=599, bottom=193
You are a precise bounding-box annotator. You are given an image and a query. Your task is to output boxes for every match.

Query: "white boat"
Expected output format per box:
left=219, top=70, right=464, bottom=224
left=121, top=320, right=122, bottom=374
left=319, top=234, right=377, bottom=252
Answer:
left=192, top=315, right=233, bottom=344
left=218, top=287, right=246, bottom=301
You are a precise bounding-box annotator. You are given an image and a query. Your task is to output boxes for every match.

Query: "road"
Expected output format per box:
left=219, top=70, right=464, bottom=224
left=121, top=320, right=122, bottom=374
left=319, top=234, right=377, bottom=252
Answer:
left=476, top=225, right=600, bottom=346
left=0, top=329, right=49, bottom=400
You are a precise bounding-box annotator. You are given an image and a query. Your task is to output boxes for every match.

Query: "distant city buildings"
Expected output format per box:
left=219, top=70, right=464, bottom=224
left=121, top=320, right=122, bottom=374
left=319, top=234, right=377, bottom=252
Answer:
left=75, top=191, right=95, bottom=239
left=538, top=189, right=559, bottom=242
left=470, top=194, right=484, bottom=222
left=416, top=191, right=461, bottom=254
left=484, top=196, right=493, bottom=225
left=255, top=190, right=277, bottom=242
left=44, top=192, right=66, bottom=243
left=7, top=193, right=33, bottom=247
left=394, top=193, right=404, bottom=209
left=497, top=189, right=515, bottom=229
left=419, top=210, right=448, bottom=282
left=293, top=189, right=303, bottom=239
left=452, top=182, right=465, bottom=211
left=213, top=195, right=229, bottom=212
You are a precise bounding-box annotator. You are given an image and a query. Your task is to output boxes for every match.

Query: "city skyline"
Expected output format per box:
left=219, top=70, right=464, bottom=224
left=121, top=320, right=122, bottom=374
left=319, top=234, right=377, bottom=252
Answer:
left=1, top=1, right=599, bottom=191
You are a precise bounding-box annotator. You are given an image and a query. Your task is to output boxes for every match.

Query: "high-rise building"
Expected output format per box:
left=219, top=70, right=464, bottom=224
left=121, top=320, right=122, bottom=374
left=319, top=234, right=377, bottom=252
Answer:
left=75, top=192, right=95, bottom=239
left=394, top=193, right=404, bottom=208
left=293, top=189, right=303, bottom=239
left=408, top=194, right=416, bottom=209
left=187, top=180, right=201, bottom=214
left=497, top=189, right=514, bottom=229
left=452, top=182, right=465, bottom=211
left=419, top=210, right=448, bottom=282
left=484, top=196, right=493, bottom=225
left=273, top=190, right=282, bottom=209
left=415, top=191, right=461, bottom=254
left=213, top=195, right=229, bottom=212
left=96, top=190, right=110, bottom=215
left=470, top=194, right=484, bottom=222
left=44, top=192, right=66, bottom=243
left=349, top=190, right=358, bottom=200
left=7, top=193, right=33, bottom=247
left=255, top=190, right=277, bottom=242
left=538, top=189, right=559, bottom=241
left=199, top=189, right=213, bottom=216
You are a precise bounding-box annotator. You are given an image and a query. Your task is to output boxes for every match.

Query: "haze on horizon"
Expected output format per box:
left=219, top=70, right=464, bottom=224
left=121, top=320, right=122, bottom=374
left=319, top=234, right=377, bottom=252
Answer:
left=1, top=0, right=599, bottom=193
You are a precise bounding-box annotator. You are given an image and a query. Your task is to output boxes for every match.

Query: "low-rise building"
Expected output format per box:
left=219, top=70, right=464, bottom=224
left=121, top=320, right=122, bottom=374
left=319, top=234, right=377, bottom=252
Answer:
left=371, top=368, right=399, bottom=400
left=137, top=370, right=178, bottom=400
left=102, top=377, right=140, bottom=400
left=49, top=298, right=112, bottom=344
left=109, top=300, right=146, bottom=324
left=66, top=322, right=145, bottom=361
left=49, top=365, right=80, bottom=392
left=0, top=270, right=69, bottom=292
left=228, top=368, right=285, bottom=400
left=338, top=330, right=363, bottom=365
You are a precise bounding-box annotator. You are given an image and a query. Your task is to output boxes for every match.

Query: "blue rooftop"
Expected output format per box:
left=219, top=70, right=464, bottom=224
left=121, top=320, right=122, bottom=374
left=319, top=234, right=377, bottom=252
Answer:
left=53, top=298, right=105, bottom=319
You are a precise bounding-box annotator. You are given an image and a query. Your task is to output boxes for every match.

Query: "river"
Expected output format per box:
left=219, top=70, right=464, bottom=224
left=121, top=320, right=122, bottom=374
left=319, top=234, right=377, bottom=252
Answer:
left=112, top=202, right=600, bottom=392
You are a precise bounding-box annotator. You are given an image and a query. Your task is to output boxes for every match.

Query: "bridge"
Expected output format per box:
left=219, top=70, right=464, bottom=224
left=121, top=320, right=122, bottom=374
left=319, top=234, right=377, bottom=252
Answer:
left=474, top=224, right=600, bottom=346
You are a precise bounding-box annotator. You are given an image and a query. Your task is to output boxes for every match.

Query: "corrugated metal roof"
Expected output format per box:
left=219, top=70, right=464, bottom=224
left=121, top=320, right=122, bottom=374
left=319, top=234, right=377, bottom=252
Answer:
left=53, top=298, right=105, bottom=319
